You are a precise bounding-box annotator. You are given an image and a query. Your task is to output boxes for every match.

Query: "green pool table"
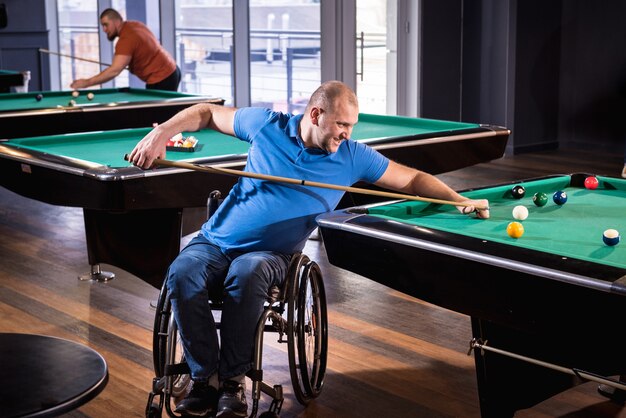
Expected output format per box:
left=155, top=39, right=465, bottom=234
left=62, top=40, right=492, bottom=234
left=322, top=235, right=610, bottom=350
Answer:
left=0, top=87, right=224, bottom=139
left=0, top=114, right=509, bottom=288
left=317, top=173, right=626, bottom=418
left=0, top=69, right=26, bottom=93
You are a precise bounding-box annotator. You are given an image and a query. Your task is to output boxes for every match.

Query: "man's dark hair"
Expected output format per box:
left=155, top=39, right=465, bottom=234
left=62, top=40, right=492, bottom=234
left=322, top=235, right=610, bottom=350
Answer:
left=100, top=8, right=123, bottom=21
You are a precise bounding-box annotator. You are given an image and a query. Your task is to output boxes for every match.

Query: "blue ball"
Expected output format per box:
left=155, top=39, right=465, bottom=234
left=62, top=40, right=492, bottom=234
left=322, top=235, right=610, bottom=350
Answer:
left=603, top=229, right=620, bottom=246
left=552, top=190, right=567, bottom=205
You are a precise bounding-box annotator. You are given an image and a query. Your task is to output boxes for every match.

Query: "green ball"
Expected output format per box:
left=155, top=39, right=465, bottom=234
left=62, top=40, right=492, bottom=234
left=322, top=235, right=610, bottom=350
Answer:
left=533, top=192, right=548, bottom=207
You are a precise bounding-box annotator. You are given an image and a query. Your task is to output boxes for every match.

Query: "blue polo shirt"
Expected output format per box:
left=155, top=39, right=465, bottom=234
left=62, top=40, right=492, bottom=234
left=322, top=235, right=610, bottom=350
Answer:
left=201, top=107, right=389, bottom=254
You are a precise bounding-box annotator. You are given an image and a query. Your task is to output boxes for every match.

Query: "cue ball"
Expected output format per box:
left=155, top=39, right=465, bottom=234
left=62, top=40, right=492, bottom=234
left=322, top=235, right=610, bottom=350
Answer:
left=512, top=205, right=529, bottom=221
left=602, top=229, right=620, bottom=246
left=35, top=94, right=43, bottom=101
left=584, top=176, right=599, bottom=190
left=506, top=221, right=524, bottom=239
left=511, top=185, right=525, bottom=199
left=87, top=92, right=94, bottom=101
left=68, top=99, right=76, bottom=107
left=532, top=192, right=548, bottom=207
left=552, top=190, right=567, bottom=205
left=71, top=90, right=79, bottom=98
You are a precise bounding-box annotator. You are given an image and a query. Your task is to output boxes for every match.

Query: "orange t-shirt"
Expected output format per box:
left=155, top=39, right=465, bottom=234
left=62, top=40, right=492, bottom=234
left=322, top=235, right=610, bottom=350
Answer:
left=115, top=21, right=176, bottom=84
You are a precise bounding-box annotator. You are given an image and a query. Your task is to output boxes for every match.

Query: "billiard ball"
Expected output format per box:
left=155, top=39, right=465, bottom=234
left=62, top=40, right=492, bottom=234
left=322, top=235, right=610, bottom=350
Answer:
left=512, top=205, right=528, bottom=221
left=602, top=229, right=620, bottom=246
left=552, top=190, right=567, bottom=205
left=71, top=90, right=79, bottom=98
left=35, top=93, right=43, bottom=101
left=532, top=192, right=548, bottom=207
left=68, top=99, right=76, bottom=107
left=584, top=176, right=599, bottom=190
left=511, top=185, right=525, bottom=199
left=506, top=221, right=524, bottom=239
left=87, top=92, right=94, bottom=101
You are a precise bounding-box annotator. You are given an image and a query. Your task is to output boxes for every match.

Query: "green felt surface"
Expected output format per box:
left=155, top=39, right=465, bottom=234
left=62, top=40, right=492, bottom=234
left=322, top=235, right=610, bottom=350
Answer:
left=353, top=113, right=479, bottom=141
left=7, top=127, right=249, bottom=166
left=6, top=113, right=481, bottom=167
left=0, top=88, right=199, bottom=111
left=367, top=175, right=626, bottom=269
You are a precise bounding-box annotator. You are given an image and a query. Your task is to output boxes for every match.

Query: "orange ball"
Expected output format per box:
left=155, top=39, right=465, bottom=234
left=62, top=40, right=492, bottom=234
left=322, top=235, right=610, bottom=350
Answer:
left=506, top=221, right=524, bottom=239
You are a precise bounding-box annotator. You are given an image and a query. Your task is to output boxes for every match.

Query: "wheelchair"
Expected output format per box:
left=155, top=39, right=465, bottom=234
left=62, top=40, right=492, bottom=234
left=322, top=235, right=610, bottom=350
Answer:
left=145, top=191, right=328, bottom=418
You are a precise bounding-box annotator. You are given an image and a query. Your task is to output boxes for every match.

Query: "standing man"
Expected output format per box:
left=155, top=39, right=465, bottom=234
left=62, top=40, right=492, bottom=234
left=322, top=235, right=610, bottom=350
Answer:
left=71, top=8, right=181, bottom=91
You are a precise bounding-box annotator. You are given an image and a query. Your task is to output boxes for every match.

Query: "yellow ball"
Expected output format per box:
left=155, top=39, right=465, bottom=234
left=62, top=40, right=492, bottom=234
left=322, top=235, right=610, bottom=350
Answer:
left=506, top=221, right=524, bottom=239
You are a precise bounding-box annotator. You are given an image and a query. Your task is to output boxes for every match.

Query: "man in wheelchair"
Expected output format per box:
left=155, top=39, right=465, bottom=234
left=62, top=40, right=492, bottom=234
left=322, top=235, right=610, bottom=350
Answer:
left=128, top=81, right=489, bottom=417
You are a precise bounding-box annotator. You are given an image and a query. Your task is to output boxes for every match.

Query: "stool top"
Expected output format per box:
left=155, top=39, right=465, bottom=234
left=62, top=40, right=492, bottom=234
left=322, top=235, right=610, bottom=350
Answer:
left=0, top=333, right=108, bottom=417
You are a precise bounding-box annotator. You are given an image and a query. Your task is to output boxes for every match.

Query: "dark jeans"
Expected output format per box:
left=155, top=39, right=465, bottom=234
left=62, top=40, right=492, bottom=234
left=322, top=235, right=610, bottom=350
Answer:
left=167, top=234, right=291, bottom=381
left=146, top=65, right=181, bottom=92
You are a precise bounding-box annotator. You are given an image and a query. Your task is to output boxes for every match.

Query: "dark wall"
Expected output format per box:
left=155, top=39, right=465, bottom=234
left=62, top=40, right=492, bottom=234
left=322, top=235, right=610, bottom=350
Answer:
left=460, top=0, right=512, bottom=132
left=558, top=1, right=626, bottom=152
left=421, top=0, right=512, bottom=146
left=423, top=0, right=624, bottom=155
left=511, top=0, right=562, bottom=153
left=0, top=0, right=54, bottom=91
left=420, top=0, right=463, bottom=121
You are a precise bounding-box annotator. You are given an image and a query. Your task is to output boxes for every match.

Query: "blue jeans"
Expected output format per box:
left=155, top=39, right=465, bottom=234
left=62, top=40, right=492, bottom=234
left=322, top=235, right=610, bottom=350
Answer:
left=167, top=234, right=291, bottom=381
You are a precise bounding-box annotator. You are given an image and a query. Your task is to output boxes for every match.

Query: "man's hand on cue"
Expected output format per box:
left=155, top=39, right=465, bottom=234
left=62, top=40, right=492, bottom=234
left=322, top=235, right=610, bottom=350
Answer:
left=459, top=199, right=490, bottom=219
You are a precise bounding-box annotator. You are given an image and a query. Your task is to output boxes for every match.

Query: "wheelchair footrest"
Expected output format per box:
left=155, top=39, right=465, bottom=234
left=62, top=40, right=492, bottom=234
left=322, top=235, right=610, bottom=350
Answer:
left=164, top=362, right=190, bottom=376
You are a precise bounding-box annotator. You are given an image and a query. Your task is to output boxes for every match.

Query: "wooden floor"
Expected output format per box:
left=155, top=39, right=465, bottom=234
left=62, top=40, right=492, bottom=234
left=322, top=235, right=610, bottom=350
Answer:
left=1, top=147, right=625, bottom=418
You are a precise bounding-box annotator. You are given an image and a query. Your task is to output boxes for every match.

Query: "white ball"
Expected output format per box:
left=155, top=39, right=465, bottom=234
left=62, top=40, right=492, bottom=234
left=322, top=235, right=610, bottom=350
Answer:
left=71, top=90, right=79, bottom=98
left=512, top=205, right=528, bottom=221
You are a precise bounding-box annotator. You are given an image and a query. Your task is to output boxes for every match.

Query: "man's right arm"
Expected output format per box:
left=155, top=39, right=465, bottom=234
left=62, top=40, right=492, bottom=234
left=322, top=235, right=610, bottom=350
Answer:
left=128, top=103, right=237, bottom=169
left=70, top=54, right=130, bottom=89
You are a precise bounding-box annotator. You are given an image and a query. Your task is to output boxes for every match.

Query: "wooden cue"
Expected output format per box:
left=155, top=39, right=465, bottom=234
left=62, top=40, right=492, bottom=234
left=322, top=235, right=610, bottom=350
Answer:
left=39, top=48, right=126, bottom=69
left=125, top=155, right=488, bottom=210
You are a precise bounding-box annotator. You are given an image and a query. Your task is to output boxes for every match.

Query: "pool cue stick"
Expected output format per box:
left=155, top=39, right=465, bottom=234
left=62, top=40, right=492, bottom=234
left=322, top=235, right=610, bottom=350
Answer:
left=123, top=155, right=489, bottom=211
left=38, top=48, right=112, bottom=67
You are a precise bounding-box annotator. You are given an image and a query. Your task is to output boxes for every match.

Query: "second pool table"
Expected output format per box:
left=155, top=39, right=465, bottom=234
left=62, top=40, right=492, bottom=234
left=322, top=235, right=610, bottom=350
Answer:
left=0, top=69, right=26, bottom=93
left=0, top=114, right=509, bottom=289
left=317, top=173, right=626, bottom=417
left=0, top=87, right=224, bottom=139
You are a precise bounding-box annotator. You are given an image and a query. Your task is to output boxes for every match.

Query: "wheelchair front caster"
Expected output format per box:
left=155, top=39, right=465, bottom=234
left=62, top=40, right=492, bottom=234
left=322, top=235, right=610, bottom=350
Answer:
left=146, top=403, right=162, bottom=418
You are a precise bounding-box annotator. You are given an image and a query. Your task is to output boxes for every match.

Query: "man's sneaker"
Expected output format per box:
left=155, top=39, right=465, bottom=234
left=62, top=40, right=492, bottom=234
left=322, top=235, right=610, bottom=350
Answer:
left=174, top=380, right=219, bottom=417
left=216, top=380, right=248, bottom=417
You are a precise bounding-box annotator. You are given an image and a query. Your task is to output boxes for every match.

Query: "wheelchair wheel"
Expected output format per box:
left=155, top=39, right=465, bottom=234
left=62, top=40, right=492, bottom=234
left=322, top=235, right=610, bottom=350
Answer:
left=287, top=255, right=328, bottom=405
left=153, top=282, right=191, bottom=398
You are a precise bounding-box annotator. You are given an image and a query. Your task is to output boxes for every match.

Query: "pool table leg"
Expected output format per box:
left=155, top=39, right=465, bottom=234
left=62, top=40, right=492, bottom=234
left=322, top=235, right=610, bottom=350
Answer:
left=78, top=264, right=116, bottom=282
left=82, top=208, right=183, bottom=289
left=470, top=317, right=576, bottom=418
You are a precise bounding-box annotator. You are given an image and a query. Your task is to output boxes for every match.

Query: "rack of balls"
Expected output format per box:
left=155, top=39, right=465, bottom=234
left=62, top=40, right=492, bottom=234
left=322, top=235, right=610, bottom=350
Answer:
left=166, top=133, right=198, bottom=151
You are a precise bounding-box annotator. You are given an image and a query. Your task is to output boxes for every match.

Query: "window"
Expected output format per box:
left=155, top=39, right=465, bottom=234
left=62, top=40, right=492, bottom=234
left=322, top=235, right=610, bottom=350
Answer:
left=57, top=0, right=130, bottom=89
left=356, top=0, right=396, bottom=114
left=54, top=1, right=405, bottom=113
left=175, top=0, right=234, bottom=103
left=249, top=0, right=320, bottom=113
left=57, top=0, right=100, bottom=90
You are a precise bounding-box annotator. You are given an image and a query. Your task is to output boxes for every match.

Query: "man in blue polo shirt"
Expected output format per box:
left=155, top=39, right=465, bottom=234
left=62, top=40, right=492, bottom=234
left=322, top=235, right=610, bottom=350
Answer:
left=129, top=80, right=490, bottom=417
